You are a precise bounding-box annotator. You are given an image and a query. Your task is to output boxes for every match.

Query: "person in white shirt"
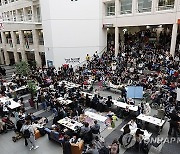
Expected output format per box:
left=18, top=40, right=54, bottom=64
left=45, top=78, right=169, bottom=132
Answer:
left=129, top=119, right=137, bottom=130
left=144, top=103, right=151, bottom=116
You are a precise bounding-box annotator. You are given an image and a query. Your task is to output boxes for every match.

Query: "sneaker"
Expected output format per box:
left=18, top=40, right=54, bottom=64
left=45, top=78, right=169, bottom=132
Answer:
left=29, top=146, right=33, bottom=151
left=33, top=146, right=39, bottom=150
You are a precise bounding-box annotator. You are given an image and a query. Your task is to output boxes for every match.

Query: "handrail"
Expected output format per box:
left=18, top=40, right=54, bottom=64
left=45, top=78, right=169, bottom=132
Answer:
left=73, top=46, right=107, bottom=69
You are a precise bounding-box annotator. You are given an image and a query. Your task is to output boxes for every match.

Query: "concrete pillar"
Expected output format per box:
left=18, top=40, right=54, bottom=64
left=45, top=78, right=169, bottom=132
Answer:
left=11, top=31, right=19, bottom=63
left=132, top=0, right=137, bottom=15
left=170, top=23, right=178, bottom=57
left=23, top=8, right=27, bottom=21
left=32, top=29, right=42, bottom=67
left=115, top=26, right=119, bottom=56
left=0, top=50, right=5, bottom=64
left=19, top=30, right=27, bottom=61
left=32, top=5, right=37, bottom=22
left=1, top=32, right=10, bottom=65
left=115, top=0, right=120, bottom=16
left=151, top=0, right=157, bottom=13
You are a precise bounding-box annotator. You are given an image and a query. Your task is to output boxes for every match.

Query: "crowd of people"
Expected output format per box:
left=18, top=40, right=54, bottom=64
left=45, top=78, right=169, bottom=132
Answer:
left=0, top=29, right=180, bottom=154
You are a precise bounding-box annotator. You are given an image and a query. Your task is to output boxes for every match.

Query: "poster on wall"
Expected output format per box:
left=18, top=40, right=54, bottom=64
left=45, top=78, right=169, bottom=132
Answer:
left=177, top=88, right=180, bottom=101
left=47, top=60, right=53, bottom=68
left=127, top=86, right=143, bottom=99
left=65, top=57, right=80, bottom=64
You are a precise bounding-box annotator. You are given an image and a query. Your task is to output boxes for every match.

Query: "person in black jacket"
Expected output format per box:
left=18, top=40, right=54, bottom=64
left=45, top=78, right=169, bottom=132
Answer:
left=168, top=110, right=180, bottom=137
left=62, top=135, right=72, bottom=154
left=121, top=86, right=127, bottom=103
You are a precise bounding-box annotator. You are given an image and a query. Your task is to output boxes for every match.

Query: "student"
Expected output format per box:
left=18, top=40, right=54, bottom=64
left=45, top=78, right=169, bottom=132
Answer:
left=21, top=120, right=39, bottom=150
left=109, top=139, right=119, bottom=154
left=91, top=120, right=100, bottom=134
left=62, top=135, right=72, bottom=154
left=86, top=143, right=99, bottom=154
left=129, top=119, right=137, bottom=130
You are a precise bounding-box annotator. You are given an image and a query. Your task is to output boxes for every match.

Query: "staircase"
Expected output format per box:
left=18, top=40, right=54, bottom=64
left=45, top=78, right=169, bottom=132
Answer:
left=0, top=65, right=16, bottom=81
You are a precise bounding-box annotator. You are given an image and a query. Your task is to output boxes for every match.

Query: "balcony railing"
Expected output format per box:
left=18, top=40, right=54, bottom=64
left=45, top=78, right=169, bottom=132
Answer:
left=120, top=10, right=132, bottom=14
left=158, top=4, right=174, bottom=11
left=106, top=11, right=115, bottom=16
left=2, top=15, right=42, bottom=23
left=138, top=7, right=152, bottom=13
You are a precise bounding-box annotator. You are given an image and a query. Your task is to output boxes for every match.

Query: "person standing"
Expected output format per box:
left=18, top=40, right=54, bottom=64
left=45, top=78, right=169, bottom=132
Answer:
left=62, top=135, right=72, bottom=154
left=21, top=120, right=39, bottom=150
left=168, top=110, right=180, bottom=137
left=121, top=86, right=127, bottom=103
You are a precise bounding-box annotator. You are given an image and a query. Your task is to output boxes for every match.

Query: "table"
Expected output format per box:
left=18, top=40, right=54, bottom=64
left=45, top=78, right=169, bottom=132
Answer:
left=58, top=117, right=83, bottom=131
left=112, top=100, right=138, bottom=112
left=84, top=111, right=107, bottom=122
left=58, top=80, right=81, bottom=89
left=137, top=114, right=165, bottom=127
left=0, top=97, right=21, bottom=109
left=57, top=97, right=73, bottom=105
left=80, top=91, right=93, bottom=97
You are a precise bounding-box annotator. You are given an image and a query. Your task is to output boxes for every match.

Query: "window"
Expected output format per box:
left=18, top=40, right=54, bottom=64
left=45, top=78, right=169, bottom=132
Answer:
left=138, top=0, right=152, bottom=13
left=121, top=0, right=132, bottom=14
left=158, top=0, right=175, bottom=10
left=106, top=3, right=115, bottom=16
left=27, top=9, right=32, bottom=21
left=13, top=10, right=16, bottom=21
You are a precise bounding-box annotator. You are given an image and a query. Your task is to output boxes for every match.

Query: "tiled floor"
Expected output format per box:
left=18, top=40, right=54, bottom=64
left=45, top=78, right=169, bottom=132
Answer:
left=0, top=86, right=177, bottom=154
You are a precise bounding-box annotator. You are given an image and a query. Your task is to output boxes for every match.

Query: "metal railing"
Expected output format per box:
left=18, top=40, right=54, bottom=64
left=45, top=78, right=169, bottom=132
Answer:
left=2, top=15, right=42, bottom=23
left=138, top=7, right=152, bottom=13
left=158, top=4, right=174, bottom=11
left=73, top=46, right=107, bottom=70
left=120, top=10, right=132, bottom=14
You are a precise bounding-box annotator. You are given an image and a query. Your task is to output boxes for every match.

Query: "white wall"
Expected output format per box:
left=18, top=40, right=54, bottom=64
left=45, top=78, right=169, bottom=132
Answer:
left=40, top=0, right=107, bottom=68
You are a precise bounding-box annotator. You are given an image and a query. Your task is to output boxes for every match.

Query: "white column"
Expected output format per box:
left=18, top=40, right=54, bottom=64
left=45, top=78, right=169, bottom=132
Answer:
left=115, top=26, right=119, bottom=56
left=0, top=50, right=5, bottom=64
left=19, top=30, right=27, bottom=61
left=115, top=0, right=120, bottom=16
left=11, top=31, right=19, bottom=63
left=151, top=0, right=156, bottom=13
left=32, top=5, right=38, bottom=22
left=1, top=32, right=10, bottom=65
left=23, top=8, right=27, bottom=22
left=132, top=0, right=137, bottom=15
left=174, top=0, right=178, bottom=11
left=32, top=29, right=42, bottom=67
left=170, top=23, right=178, bottom=57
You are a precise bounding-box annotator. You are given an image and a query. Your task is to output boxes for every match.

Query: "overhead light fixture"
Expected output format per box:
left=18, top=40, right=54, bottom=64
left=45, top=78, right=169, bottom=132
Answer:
left=146, top=26, right=150, bottom=29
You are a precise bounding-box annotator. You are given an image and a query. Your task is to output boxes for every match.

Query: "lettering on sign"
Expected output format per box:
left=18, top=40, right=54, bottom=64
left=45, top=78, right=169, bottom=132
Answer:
left=65, top=58, right=80, bottom=64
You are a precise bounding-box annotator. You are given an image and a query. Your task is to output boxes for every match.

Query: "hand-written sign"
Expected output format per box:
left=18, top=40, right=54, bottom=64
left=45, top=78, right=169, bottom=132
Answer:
left=65, top=58, right=80, bottom=64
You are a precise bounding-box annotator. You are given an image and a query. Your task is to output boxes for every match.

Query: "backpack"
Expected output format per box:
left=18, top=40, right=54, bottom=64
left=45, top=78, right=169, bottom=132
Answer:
left=24, top=129, right=31, bottom=138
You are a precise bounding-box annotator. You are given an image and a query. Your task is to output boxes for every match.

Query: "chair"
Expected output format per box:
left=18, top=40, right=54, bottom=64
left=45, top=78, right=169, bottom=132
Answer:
left=34, top=130, right=41, bottom=139
left=71, top=140, right=84, bottom=154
